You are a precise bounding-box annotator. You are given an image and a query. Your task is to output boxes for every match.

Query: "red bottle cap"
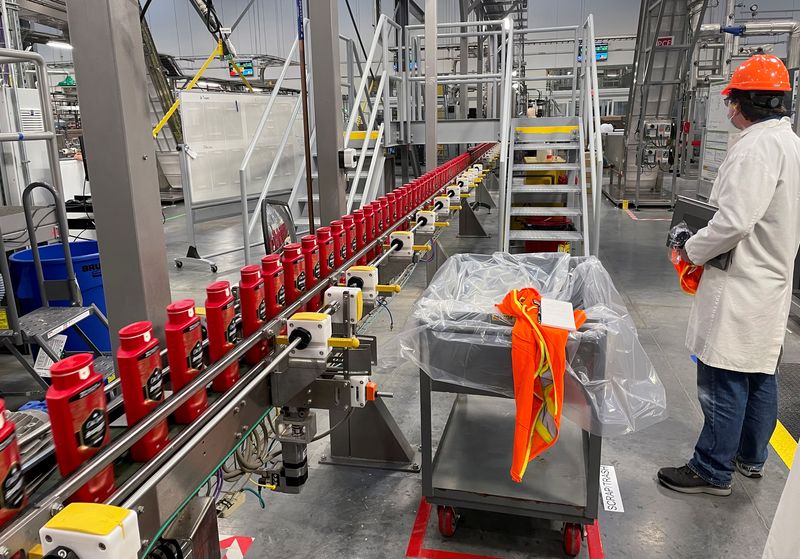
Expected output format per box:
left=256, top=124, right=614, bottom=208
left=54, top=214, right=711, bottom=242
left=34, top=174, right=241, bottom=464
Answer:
left=316, top=226, right=332, bottom=242
left=301, top=234, right=318, bottom=251
left=363, top=205, right=374, bottom=217
left=352, top=209, right=365, bottom=221
left=50, top=353, right=96, bottom=388
left=206, top=280, right=232, bottom=303
left=240, top=264, right=261, bottom=282
left=342, top=215, right=355, bottom=227
left=167, top=299, right=196, bottom=322
left=330, top=220, right=344, bottom=234
left=283, top=243, right=302, bottom=258
left=118, top=321, right=154, bottom=350
left=261, top=254, right=281, bottom=274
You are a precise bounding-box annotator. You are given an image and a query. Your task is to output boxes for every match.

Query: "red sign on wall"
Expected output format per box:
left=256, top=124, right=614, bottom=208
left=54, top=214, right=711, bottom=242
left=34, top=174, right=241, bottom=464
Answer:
left=656, top=36, right=674, bottom=47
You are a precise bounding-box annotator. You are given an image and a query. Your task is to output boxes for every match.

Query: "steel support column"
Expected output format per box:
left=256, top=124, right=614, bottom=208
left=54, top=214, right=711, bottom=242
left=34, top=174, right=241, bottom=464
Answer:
left=310, top=0, right=347, bottom=225
left=66, top=0, right=171, bottom=346
left=424, top=0, right=437, bottom=170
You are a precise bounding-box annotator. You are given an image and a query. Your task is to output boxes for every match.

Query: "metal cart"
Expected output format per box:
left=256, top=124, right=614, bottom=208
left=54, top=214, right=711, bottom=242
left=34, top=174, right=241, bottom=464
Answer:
left=419, top=319, right=605, bottom=557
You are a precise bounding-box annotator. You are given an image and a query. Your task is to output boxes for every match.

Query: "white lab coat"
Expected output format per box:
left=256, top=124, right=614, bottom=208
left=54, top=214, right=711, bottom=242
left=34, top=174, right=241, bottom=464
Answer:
left=685, top=117, right=800, bottom=373
left=762, top=441, right=800, bottom=559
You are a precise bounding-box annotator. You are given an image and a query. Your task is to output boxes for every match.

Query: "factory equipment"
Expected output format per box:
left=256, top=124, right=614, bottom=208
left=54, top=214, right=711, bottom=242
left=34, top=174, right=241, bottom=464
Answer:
left=0, top=145, right=492, bottom=558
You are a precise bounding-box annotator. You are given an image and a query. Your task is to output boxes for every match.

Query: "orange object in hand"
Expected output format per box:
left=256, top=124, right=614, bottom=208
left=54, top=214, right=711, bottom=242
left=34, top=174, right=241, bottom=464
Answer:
left=670, top=248, right=703, bottom=295
left=496, top=288, right=587, bottom=483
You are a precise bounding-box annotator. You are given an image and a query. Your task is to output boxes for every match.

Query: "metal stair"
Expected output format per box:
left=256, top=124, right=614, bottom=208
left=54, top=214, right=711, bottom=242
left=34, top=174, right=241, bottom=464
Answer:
left=610, top=0, right=710, bottom=206
left=0, top=183, right=112, bottom=396
left=501, top=116, right=590, bottom=255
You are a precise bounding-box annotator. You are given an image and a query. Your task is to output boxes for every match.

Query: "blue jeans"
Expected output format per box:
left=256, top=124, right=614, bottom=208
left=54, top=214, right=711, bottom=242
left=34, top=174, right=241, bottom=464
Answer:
left=688, top=360, right=778, bottom=487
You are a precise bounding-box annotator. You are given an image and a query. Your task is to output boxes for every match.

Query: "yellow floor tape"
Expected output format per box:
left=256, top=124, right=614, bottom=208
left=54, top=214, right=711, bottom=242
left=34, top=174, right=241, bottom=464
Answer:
left=770, top=419, right=797, bottom=469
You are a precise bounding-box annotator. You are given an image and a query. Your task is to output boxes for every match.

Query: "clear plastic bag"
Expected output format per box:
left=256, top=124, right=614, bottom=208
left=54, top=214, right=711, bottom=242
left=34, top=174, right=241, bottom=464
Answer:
left=389, top=252, right=668, bottom=437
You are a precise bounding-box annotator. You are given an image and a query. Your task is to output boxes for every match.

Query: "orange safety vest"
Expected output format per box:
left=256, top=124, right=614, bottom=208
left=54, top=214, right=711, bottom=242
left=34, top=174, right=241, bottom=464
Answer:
left=496, top=288, right=587, bottom=483
left=670, top=248, right=703, bottom=295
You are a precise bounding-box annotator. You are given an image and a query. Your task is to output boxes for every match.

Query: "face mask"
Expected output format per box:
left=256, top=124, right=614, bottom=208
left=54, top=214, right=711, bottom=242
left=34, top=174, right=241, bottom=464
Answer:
left=727, top=103, right=744, bottom=130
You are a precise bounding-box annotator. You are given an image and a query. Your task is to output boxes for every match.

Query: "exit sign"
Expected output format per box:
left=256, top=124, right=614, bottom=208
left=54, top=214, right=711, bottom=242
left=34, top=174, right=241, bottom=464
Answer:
left=656, top=36, right=674, bottom=47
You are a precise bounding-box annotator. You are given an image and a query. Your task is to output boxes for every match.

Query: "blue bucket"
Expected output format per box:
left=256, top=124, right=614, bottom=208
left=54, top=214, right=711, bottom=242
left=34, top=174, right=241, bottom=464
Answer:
left=9, top=240, right=110, bottom=352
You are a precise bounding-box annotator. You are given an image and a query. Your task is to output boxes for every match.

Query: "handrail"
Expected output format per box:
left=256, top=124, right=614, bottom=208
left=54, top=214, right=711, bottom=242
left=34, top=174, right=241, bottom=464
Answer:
left=346, top=71, right=387, bottom=213
left=344, top=14, right=389, bottom=149
left=498, top=19, right=514, bottom=251
left=586, top=14, right=604, bottom=257
left=360, top=123, right=386, bottom=208
left=238, top=19, right=308, bottom=263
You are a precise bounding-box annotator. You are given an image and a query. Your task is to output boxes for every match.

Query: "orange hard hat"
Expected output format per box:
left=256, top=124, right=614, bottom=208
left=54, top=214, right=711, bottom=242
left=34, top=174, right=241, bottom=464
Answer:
left=722, top=54, right=791, bottom=96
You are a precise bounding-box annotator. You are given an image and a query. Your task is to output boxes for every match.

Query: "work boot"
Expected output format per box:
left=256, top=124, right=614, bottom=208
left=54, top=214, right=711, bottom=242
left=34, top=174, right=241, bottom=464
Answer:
left=735, top=459, right=763, bottom=479
left=657, top=465, right=732, bottom=496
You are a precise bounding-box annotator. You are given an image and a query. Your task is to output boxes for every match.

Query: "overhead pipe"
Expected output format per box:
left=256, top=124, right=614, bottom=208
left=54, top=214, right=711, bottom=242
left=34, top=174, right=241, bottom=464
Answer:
left=700, top=20, right=800, bottom=69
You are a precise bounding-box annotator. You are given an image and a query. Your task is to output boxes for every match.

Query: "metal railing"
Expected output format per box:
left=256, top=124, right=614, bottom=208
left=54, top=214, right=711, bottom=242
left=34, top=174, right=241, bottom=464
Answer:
left=580, top=15, right=604, bottom=256
left=238, top=20, right=311, bottom=264
left=343, top=14, right=403, bottom=214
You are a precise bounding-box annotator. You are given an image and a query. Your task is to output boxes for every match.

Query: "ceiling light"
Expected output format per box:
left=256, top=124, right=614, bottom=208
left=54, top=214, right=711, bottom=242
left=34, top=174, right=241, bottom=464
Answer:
left=47, top=41, right=73, bottom=50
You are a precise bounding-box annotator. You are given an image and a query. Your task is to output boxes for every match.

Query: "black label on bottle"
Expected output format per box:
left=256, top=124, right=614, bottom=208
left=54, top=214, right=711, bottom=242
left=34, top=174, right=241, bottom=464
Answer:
left=313, top=262, right=321, bottom=279
left=351, top=239, right=357, bottom=252
left=144, top=367, right=164, bottom=402
left=80, top=409, right=107, bottom=448
left=340, top=245, right=347, bottom=260
left=277, top=285, right=286, bottom=306
left=258, top=299, right=267, bottom=321
left=226, top=317, right=239, bottom=344
left=296, top=271, right=306, bottom=291
left=1, top=462, right=23, bottom=509
left=362, top=233, right=367, bottom=243
left=371, top=226, right=376, bottom=236
left=328, top=254, right=335, bottom=269
left=189, top=340, right=204, bottom=371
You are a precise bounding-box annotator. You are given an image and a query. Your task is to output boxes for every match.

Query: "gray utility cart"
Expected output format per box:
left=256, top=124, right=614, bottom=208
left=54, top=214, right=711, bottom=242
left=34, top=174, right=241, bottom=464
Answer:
left=419, top=318, right=604, bottom=557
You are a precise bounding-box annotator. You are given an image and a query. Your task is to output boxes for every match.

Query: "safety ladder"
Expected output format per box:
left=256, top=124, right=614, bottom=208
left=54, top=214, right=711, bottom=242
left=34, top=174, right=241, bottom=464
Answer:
left=502, top=116, right=590, bottom=256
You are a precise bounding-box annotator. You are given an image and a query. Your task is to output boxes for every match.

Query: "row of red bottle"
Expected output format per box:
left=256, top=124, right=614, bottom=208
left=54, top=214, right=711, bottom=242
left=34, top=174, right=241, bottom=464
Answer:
left=21, top=146, right=493, bottom=515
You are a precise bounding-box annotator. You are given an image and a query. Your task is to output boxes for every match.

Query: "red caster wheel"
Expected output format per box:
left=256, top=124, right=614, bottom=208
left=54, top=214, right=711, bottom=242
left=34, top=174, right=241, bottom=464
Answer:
left=437, top=505, right=458, bottom=537
left=563, top=523, right=582, bottom=557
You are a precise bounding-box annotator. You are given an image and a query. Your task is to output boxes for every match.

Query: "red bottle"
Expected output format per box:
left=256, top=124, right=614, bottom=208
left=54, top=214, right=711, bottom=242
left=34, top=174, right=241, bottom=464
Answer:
left=164, top=300, right=208, bottom=425
left=352, top=210, right=367, bottom=265
left=281, top=243, right=306, bottom=306
left=371, top=201, right=385, bottom=260
left=261, top=254, right=286, bottom=319
left=205, top=281, right=240, bottom=392
left=47, top=354, right=115, bottom=503
left=316, top=226, right=335, bottom=279
left=239, top=265, right=268, bottom=365
left=386, top=193, right=398, bottom=226
left=117, top=321, right=169, bottom=462
left=301, top=235, right=322, bottom=311
left=329, top=220, right=347, bottom=268
left=363, top=205, right=376, bottom=261
left=0, top=400, right=25, bottom=527
left=342, top=215, right=357, bottom=260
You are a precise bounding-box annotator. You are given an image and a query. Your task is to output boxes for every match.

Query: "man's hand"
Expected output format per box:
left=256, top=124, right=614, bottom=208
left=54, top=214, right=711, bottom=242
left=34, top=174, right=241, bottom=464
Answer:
left=679, top=248, right=695, bottom=266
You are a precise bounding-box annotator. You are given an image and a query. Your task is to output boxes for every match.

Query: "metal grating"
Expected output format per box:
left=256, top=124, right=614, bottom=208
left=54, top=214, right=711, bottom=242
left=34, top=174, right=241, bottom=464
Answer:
left=778, top=362, right=800, bottom=440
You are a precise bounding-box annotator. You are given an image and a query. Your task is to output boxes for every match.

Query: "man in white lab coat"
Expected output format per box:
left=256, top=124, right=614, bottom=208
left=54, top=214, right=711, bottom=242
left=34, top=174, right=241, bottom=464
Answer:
left=658, top=54, right=800, bottom=496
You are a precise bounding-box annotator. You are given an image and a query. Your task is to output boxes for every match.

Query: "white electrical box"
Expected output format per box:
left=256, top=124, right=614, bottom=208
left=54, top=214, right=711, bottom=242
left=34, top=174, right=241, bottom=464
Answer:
left=416, top=210, right=436, bottom=234
left=346, top=266, right=379, bottom=302
left=40, top=504, right=141, bottom=559
left=324, top=286, right=363, bottom=324
left=287, top=312, right=333, bottom=359
left=434, top=195, right=450, bottom=218
left=389, top=231, right=414, bottom=259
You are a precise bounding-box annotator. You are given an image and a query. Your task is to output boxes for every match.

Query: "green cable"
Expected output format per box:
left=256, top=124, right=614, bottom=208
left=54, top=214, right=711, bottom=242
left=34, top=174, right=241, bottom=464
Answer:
left=141, top=406, right=273, bottom=557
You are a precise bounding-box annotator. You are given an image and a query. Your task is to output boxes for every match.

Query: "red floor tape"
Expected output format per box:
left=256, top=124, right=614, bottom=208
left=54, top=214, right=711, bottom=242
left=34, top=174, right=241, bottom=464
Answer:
left=220, top=535, right=254, bottom=558
left=406, top=497, right=606, bottom=559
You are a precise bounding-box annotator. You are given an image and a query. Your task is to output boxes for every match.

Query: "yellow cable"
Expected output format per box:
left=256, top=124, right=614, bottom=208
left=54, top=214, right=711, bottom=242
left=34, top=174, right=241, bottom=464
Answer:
left=152, top=41, right=223, bottom=138
left=248, top=477, right=277, bottom=491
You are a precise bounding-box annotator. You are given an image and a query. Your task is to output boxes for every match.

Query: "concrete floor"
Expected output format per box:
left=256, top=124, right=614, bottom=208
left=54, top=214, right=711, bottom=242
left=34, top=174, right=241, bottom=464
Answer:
left=3, top=192, right=795, bottom=558
left=181, top=197, right=791, bottom=558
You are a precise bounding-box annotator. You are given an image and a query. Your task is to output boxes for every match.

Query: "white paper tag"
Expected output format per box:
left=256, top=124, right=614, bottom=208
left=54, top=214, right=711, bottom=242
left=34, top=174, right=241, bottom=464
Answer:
left=34, top=334, right=68, bottom=377
left=539, top=298, right=576, bottom=331
left=599, top=465, right=624, bottom=512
